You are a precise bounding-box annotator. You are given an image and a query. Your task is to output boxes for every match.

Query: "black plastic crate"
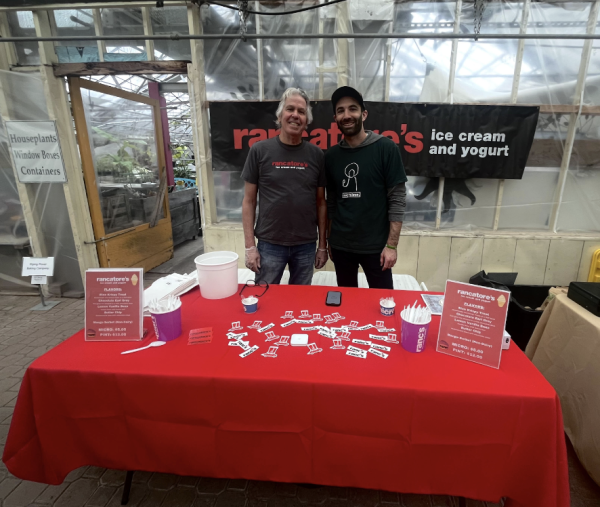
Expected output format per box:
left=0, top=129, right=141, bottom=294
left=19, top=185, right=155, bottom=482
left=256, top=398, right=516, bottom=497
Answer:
left=468, top=271, right=552, bottom=351
left=504, top=284, right=553, bottom=351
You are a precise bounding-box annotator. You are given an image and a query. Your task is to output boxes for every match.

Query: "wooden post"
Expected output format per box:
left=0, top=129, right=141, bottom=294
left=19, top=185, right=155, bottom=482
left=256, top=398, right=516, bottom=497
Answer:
left=335, top=1, right=351, bottom=86
left=148, top=81, right=174, bottom=186
left=92, top=8, right=106, bottom=62
left=33, top=9, right=99, bottom=287
left=142, top=6, right=155, bottom=61
left=187, top=3, right=216, bottom=226
left=0, top=12, right=18, bottom=70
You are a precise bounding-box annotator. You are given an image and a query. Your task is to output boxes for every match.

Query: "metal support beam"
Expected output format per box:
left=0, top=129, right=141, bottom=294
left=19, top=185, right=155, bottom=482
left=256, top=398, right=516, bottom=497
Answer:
left=549, top=0, right=600, bottom=232
left=3, top=32, right=600, bottom=43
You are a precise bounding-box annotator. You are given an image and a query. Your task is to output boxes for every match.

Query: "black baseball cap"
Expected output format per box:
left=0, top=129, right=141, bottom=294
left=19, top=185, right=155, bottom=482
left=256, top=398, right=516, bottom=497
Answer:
left=331, top=86, right=365, bottom=112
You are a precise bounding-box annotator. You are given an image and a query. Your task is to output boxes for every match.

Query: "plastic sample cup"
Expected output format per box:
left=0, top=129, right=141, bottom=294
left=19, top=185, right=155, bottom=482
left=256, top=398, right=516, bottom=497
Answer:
left=380, top=300, right=396, bottom=317
left=400, top=309, right=431, bottom=353
left=150, top=301, right=182, bottom=342
left=242, top=296, right=258, bottom=314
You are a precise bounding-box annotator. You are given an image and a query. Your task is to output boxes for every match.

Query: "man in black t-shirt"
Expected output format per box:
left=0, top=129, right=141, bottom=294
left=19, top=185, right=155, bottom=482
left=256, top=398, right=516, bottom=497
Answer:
left=325, top=86, right=407, bottom=289
left=241, top=88, right=328, bottom=285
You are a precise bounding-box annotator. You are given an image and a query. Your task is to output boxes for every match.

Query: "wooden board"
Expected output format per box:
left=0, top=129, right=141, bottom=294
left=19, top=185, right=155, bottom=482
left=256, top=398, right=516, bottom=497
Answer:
left=99, top=218, right=173, bottom=271
left=53, top=61, right=190, bottom=77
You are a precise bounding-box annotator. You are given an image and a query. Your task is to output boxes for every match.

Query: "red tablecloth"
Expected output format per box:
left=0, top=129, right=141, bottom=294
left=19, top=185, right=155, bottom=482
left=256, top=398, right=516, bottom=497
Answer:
left=3, top=285, right=568, bottom=507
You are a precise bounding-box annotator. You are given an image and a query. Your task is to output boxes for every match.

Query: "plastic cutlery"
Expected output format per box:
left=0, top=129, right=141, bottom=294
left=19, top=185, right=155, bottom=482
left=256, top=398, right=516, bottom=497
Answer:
left=121, top=341, right=166, bottom=355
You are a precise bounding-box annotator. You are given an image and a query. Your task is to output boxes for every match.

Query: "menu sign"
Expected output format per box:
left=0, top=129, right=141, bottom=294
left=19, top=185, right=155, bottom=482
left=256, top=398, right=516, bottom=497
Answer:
left=85, top=268, right=144, bottom=341
left=436, top=280, right=510, bottom=369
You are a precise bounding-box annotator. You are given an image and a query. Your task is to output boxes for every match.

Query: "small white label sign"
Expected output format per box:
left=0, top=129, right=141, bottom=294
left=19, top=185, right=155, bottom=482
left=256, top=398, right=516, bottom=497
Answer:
left=31, top=275, right=47, bottom=285
left=6, top=121, right=67, bottom=183
left=22, top=257, right=54, bottom=276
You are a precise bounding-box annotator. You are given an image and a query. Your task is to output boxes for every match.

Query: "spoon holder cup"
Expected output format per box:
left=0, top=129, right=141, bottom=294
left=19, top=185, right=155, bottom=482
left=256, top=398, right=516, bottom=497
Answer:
left=150, top=303, right=182, bottom=342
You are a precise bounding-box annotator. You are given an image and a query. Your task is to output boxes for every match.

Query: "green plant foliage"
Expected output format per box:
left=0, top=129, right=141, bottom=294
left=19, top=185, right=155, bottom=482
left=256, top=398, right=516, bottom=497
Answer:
left=92, top=127, right=156, bottom=182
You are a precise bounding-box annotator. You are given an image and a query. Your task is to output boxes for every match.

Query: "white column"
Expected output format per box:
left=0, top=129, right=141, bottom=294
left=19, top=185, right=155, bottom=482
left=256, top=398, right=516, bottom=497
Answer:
left=493, top=0, right=531, bottom=231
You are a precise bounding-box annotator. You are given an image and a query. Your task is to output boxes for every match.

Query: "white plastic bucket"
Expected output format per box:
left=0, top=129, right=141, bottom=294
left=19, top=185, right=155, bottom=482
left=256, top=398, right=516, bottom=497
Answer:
left=194, top=251, right=239, bottom=299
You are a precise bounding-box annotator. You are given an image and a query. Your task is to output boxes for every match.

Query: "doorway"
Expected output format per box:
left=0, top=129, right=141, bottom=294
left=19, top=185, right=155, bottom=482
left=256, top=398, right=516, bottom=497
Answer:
left=69, top=77, right=173, bottom=270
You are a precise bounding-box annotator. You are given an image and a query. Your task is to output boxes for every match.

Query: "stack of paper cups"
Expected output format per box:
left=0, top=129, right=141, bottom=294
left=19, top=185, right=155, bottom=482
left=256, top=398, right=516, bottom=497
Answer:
left=400, top=307, right=431, bottom=353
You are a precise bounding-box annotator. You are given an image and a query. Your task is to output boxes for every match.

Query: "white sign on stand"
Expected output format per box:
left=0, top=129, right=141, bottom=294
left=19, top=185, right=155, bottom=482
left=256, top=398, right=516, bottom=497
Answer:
left=5, top=121, right=67, bottom=183
left=31, top=275, right=47, bottom=285
left=22, top=257, right=55, bottom=277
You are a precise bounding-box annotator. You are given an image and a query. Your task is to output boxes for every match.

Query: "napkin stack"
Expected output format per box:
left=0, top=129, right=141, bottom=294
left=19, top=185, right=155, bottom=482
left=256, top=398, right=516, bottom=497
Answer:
left=143, top=272, right=198, bottom=316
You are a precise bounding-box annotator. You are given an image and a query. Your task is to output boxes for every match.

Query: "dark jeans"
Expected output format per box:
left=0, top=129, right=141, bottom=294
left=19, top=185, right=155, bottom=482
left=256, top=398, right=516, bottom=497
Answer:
left=255, top=240, right=315, bottom=285
left=331, top=248, right=393, bottom=289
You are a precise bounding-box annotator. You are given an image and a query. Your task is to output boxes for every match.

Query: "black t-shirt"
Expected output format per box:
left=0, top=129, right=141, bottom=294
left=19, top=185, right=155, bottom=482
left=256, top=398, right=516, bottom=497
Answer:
left=242, top=137, right=326, bottom=246
left=325, top=137, right=407, bottom=254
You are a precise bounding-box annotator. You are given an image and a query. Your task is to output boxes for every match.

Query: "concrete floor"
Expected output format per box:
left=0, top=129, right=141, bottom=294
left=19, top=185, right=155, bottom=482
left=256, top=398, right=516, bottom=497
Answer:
left=0, top=240, right=599, bottom=507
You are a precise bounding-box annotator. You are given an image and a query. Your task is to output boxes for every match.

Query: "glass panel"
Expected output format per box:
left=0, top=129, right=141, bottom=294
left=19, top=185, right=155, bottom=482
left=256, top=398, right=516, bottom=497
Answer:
left=151, top=6, right=191, bottom=61
left=583, top=37, right=600, bottom=106
left=390, top=2, right=455, bottom=103
left=499, top=168, right=558, bottom=230
left=80, top=88, right=164, bottom=234
left=557, top=115, right=600, bottom=232
left=439, top=179, right=499, bottom=230
left=403, top=176, right=436, bottom=230
left=53, top=9, right=96, bottom=47
left=214, top=171, right=244, bottom=223
left=202, top=5, right=259, bottom=101
left=352, top=20, right=390, bottom=101
left=0, top=70, right=83, bottom=295
left=498, top=113, right=566, bottom=230
left=517, top=2, right=590, bottom=104
left=260, top=5, right=319, bottom=99
left=6, top=11, right=40, bottom=66
left=101, top=8, right=146, bottom=57
left=453, top=2, right=521, bottom=103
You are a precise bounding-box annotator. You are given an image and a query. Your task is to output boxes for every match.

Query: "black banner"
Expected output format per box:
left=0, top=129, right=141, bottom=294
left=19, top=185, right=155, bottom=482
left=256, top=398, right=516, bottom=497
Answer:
left=209, top=101, right=539, bottom=179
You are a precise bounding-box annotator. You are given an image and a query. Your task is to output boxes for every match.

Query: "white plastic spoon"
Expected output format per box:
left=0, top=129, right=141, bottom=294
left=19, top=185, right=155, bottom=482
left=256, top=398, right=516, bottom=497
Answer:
left=121, top=341, right=166, bottom=355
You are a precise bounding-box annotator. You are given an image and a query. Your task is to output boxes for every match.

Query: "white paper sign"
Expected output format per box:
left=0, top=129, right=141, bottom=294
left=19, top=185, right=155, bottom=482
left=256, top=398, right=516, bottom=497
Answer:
left=31, top=275, right=47, bottom=285
left=22, top=257, right=54, bottom=276
left=6, top=121, right=67, bottom=183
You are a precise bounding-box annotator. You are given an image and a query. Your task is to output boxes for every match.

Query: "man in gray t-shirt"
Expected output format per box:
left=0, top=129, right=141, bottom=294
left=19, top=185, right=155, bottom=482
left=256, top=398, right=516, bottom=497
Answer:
left=241, top=88, right=328, bottom=285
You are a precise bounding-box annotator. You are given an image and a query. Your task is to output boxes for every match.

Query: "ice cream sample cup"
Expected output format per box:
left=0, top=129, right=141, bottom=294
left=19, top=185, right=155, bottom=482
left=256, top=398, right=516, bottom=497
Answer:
left=150, top=300, right=182, bottom=342
left=242, top=296, right=259, bottom=313
left=400, top=308, right=431, bottom=353
left=380, top=298, right=396, bottom=317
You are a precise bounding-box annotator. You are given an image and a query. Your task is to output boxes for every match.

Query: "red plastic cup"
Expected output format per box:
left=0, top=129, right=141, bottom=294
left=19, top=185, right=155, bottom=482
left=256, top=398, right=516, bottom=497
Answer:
left=400, top=309, right=431, bottom=353
left=150, top=302, right=182, bottom=342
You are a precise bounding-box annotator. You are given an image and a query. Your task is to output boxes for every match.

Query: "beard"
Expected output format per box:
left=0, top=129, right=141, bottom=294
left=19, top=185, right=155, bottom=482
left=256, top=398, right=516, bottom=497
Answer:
left=337, top=115, right=363, bottom=137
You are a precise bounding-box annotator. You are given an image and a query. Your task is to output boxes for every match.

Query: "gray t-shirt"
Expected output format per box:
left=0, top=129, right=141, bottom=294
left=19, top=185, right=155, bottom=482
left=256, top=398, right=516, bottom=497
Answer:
left=242, top=136, right=326, bottom=246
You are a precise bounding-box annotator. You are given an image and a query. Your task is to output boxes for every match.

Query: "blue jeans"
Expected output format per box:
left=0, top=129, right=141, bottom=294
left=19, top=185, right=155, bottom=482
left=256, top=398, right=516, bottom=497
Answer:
left=255, top=240, right=315, bottom=285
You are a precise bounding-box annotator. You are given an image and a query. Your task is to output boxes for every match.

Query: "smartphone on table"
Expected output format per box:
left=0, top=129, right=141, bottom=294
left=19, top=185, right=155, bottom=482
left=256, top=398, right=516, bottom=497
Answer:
left=326, top=291, right=342, bottom=306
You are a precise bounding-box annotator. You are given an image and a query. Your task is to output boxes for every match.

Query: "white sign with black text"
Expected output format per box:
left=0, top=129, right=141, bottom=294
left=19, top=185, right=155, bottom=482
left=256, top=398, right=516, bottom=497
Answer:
left=6, top=121, right=67, bottom=183
left=22, top=257, right=55, bottom=276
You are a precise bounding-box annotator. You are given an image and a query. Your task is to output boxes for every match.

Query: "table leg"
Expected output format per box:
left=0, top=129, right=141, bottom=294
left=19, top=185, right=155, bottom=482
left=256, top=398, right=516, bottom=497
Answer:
left=457, top=498, right=466, bottom=507
left=121, top=471, right=134, bottom=505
